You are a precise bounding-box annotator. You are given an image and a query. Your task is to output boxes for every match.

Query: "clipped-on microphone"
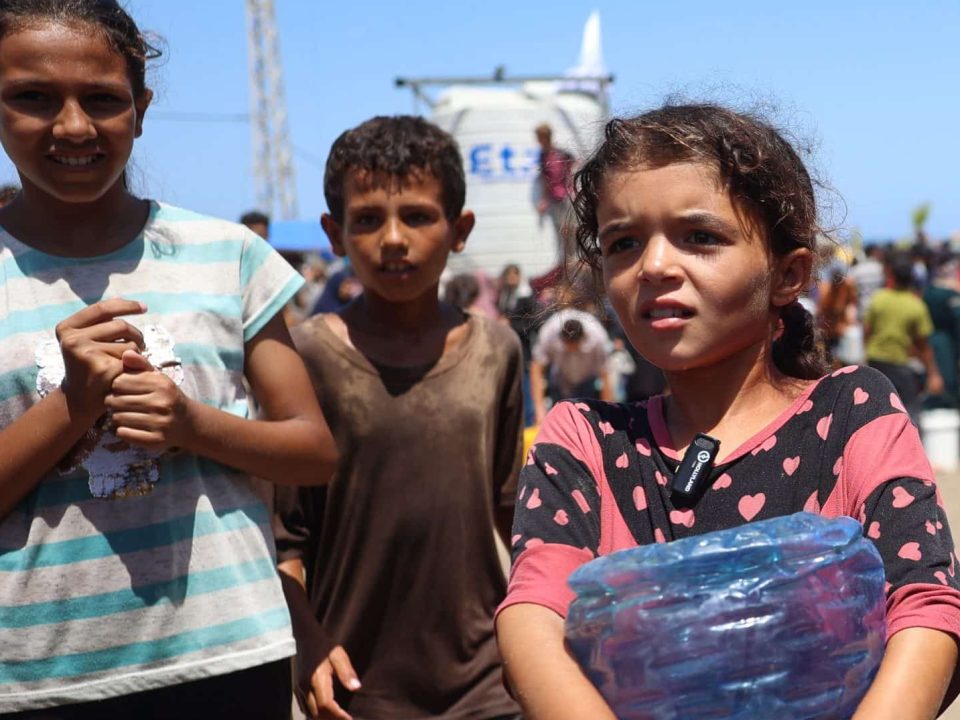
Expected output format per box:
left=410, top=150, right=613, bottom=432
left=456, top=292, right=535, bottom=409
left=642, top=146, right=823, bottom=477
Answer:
left=671, top=433, right=721, bottom=498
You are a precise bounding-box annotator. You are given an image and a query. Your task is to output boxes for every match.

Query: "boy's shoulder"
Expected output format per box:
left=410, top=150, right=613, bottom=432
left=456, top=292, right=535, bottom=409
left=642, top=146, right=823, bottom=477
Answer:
left=468, top=312, right=523, bottom=359
left=290, top=314, right=364, bottom=381
left=290, top=313, right=342, bottom=357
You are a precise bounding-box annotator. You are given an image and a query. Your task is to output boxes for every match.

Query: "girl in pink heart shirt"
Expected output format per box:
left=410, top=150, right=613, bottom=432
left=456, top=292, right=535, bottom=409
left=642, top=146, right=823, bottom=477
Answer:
left=496, top=104, right=960, bottom=720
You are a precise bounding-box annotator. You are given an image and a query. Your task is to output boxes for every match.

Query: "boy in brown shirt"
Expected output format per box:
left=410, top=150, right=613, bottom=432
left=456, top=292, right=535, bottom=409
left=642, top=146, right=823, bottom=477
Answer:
left=274, top=116, right=523, bottom=720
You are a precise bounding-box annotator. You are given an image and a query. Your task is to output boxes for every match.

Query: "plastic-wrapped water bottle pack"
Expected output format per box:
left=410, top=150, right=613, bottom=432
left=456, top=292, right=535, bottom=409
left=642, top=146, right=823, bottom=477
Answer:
left=564, top=512, right=886, bottom=720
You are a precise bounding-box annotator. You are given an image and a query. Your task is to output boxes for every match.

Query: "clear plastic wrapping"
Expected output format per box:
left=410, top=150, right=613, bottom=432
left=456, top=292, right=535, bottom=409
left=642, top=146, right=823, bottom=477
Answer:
left=564, top=512, right=886, bottom=719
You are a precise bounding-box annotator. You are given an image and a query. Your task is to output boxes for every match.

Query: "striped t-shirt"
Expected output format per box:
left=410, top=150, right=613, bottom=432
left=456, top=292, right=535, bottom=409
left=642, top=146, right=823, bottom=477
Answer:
left=0, top=202, right=303, bottom=711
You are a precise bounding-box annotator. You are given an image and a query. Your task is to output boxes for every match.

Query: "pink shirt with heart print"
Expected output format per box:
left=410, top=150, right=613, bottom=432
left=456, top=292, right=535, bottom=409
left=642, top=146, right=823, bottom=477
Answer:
left=500, top=365, right=960, bottom=642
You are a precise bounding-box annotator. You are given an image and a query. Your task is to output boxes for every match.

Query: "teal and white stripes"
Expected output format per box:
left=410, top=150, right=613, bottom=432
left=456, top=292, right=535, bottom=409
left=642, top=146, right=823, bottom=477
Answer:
left=0, top=202, right=301, bottom=711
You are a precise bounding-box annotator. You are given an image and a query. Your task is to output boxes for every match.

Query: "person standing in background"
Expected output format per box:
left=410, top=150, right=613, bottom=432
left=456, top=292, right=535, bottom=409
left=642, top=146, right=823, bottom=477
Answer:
left=816, top=261, right=859, bottom=367
left=865, top=252, right=944, bottom=424
left=535, top=123, right=575, bottom=255
left=497, top=264, right=543, bottom=427
left=849, top=243, right=886, bottom=318
left=922, top=255, right=960, bottom=405
left=240, top=209, right=271, bottom=240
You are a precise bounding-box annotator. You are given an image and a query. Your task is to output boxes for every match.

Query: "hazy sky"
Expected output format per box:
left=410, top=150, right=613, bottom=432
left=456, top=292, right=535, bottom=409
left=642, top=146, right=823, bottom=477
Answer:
left=1, top=0, right=957, bottom=240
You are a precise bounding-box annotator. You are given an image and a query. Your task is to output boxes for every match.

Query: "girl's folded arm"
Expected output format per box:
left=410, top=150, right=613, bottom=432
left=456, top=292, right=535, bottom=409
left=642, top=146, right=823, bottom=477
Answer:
left=852, top=627, right=958, bottom=720
left=497, top=602, right=616, bottom=720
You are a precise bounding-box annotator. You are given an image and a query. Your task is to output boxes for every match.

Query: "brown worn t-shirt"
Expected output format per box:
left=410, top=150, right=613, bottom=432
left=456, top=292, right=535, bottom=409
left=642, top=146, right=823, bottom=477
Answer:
left=275, top=312, right=523, bottom=720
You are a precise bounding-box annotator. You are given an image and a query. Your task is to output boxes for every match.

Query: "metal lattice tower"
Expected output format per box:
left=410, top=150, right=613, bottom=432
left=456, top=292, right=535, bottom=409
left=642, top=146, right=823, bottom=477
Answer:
left=245, top=0, right=298, bottom=219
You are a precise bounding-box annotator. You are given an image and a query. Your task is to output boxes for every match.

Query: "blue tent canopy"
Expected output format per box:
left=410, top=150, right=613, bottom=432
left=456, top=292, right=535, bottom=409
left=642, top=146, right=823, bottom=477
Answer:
left=267, top=220, right=332, bottom=257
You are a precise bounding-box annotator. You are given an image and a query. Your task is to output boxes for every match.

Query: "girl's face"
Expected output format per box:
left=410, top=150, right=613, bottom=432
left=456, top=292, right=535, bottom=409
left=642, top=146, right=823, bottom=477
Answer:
left=598, top=162, right=802, bottom=374
left=0, top=22, right=150, bottom=204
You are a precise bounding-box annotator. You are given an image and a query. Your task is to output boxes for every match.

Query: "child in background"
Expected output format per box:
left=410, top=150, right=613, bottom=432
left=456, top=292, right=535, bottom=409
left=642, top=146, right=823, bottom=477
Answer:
left=274, top=116, right=523, bottom=720
left=0, top=2, right=336, bottom=716
left=496, top=104, right=960, bottom=719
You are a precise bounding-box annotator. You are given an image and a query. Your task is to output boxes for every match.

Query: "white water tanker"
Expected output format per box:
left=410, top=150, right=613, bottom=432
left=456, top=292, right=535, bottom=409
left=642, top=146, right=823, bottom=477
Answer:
left=397, top=12, right=612, bottom=279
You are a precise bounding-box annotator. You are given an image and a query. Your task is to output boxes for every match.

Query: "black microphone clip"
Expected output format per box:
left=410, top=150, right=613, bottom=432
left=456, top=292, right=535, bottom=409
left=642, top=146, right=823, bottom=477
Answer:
left=671, top=433, right=721, bottom=498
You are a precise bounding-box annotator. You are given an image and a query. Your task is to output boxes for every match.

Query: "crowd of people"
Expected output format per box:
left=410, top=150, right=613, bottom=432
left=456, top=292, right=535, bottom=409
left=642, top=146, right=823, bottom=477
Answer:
left=1, top=2, right=960, bottom=720
left=258, top=226, right=960, bottom=447
left=814, top=242, right=960, bottom=428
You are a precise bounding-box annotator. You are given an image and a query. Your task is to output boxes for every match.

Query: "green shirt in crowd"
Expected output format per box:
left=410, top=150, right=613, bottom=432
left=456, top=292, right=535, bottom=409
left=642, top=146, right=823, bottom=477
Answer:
left=865, top=287, right=934, bottom=365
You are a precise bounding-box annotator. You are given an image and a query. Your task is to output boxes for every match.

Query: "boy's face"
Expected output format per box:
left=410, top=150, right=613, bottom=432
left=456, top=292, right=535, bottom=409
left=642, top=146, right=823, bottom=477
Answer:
left=322, top=170, right=474, bottom=305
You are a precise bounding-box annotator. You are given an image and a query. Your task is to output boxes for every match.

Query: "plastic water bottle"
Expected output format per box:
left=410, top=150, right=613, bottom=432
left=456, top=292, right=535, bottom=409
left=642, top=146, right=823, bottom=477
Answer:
left=564, top=512, right=886, bottom=719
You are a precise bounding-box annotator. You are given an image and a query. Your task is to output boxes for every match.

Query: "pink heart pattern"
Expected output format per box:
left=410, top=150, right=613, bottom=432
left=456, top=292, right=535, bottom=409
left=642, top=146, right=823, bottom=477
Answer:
left=615, top=453, right=629, bottom=469
left=853, top=387, right=869, bottom=405
left=803, top=491, right=820, bottom=513
left=832, top=365, right=857, bottom=376
left=867, top=521, right=881, bottom=539
left=553, top=510, right=569, bottom=526
left=782, top=456, right=800, bottom=476
left=655, top=470, right=667, bottom=486
left=654, top=528, right=666, bottom=544
left=713, top=473, right=732, bottom=490
left=633, top=486, right=647, bottom=511
left=526, top=488, right=542, bottom=509
left=738, top=493, right=766, bottom=521
left=890, top=393, right=906, bottom=413
left=816, top=414, right=833, bottom=441
left=544, top=462, right=558, bottom=476
left=898, top=542, right=922, bottom=561
left=935, top=571, right=949, bottom=586
left=751, top=435, right=777, bottom=455
left=598, top=421, right=614, bottom=436
left=635, top=438, right=652, bottom=456
left=669, top=508, right=696, bottom=528
left=571, top=489, right=591, bottom=514
left=796, top=399, right=814, bottom=415
left=891, top=487, right=914, bottom=508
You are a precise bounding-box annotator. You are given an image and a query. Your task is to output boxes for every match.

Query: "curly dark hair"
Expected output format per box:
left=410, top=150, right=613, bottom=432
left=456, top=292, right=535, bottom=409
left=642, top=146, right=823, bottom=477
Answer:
left=324, top=115, right=466, bottom=223
left=572, top=103, right=828, bottom=380
left=0, top=0, right=161, bottom=100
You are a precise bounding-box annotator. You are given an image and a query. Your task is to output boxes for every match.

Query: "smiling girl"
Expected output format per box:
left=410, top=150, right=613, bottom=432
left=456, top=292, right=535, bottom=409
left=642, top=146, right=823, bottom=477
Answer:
left=0, top=1, right=335, bottom=716
left=496, top=104, right=960, bottom=720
